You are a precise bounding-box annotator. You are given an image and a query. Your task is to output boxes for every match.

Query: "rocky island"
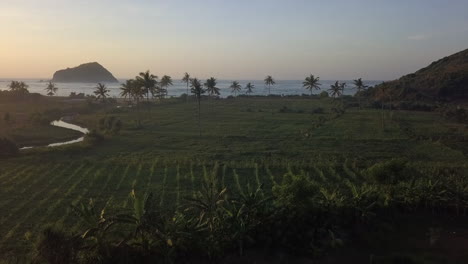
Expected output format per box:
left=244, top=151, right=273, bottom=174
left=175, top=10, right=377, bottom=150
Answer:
left=52, top=62, right=118, bottom=83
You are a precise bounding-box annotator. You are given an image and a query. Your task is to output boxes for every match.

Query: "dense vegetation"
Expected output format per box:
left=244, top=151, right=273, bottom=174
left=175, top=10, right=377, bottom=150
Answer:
left=0, top=92, right=467, bottom=262
left=368, top=48, right=468, bottom=101
left=1, top=60, right=468, bottom=262
left=30, top=161, right=468, bottom=263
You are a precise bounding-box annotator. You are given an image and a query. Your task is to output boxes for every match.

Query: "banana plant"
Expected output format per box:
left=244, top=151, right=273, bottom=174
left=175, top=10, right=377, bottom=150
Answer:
left=222, top=184, right=272, bottom=256
left=71, top=199, right=115, bottom=258
left=345, top=182, right=377, bottom=224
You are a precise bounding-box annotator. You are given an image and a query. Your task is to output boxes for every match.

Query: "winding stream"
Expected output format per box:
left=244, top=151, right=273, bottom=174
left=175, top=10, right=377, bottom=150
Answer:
left=20, top=119, right=89, bottom=150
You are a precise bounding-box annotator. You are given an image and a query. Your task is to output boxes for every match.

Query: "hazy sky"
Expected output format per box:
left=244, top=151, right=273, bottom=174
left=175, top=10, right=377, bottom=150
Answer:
left=1, top=0, right=467, bottom=80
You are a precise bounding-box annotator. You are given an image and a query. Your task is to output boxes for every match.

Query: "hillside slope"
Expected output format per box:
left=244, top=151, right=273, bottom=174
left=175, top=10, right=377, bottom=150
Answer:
left=373, top=49, right=468, bottom=101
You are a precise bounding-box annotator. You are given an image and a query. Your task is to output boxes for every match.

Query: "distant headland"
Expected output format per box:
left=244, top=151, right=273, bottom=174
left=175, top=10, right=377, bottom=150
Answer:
left=51, top=62, right=118, bottom=83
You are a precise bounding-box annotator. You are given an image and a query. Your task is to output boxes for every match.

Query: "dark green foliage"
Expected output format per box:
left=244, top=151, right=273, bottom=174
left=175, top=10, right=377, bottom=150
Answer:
left=7, top=81, right=29, bottom=94
left=319, top=91, right=329, bottom=98
left=98, top=116, right=123, bottom=134
left=19, top=160, right=468, bottom=263
left=398, top=101, right=436, bottom=112
left=273, top=171, right=317, bottom=212
left=0, top=137, right=19, bottom=157
left=0, top=89, right=41, bottom=103
left=69, top=92, right=86, bottom=99
left=312, top=107, right=325, bottom=114
left=279, top=106, right=305, bottom=113
left=3, top=112, right=11, bottom=123
left=440, top=105, right=468, bottom=123
left=33, top=226, right=81, bottom=264
left=29, top=109, right=62, bottom=126
left=84, top=129, right=104, bottom=145
left=363, top=159, right=418, bottom=184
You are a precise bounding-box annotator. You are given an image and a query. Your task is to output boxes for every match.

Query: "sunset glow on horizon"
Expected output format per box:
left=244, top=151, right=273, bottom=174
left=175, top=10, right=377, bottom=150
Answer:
left=1, top=0, right=467, bottom=80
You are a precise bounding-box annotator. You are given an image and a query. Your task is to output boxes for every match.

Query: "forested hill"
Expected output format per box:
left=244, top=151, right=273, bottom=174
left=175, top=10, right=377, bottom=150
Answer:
left=371, top=49, right=468, bottom=102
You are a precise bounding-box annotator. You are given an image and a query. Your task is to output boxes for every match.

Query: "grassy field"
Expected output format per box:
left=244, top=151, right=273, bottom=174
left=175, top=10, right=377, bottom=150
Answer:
left=0, top=95, right=468, bottom=260
left=0, top=97, right=87, bottom=147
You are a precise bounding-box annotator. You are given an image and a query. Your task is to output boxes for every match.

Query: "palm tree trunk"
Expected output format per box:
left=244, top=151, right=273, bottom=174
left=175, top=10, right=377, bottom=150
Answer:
left=198, top=98, right=201, bottom=137
left=381, top=103, right=385, bottom=131
left=186, top=83, right=189, bottom=102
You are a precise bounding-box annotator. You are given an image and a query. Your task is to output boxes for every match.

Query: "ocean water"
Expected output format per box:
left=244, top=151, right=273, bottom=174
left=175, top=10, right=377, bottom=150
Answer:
left=0, top=79, right=385, bottom=98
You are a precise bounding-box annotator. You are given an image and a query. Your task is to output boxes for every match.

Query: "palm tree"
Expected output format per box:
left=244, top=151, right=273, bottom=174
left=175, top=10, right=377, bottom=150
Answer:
left=136, top=70, right=158, bottom=101
left=190, top=78, right=205, bottom=136
left=230, top=81, right=242, bottom=96
left=7, top=81, right=29, bottom=94
left=264, top=75, right=275, bottom=95
left=94, top=83, right=109, bottom=102
left=182, top=72, right=191, bottom=101
left=328, top=81, right=343, bottom=99
left=120, top=79, right=135, bottom=103
left=159, top=75, right=173, bottom=99
left=302, top=75, right=321, bottom=95
left=353, top=78, right=368, bottom=109
left=340, top=82, right=347, bottom=96
left=45, top=81, right=58, bottom=96
left=245, top=83, right=255, bottom=95
left=123, top=79, right=144, bottom=127
left=204, top=77, right=220, bottom=97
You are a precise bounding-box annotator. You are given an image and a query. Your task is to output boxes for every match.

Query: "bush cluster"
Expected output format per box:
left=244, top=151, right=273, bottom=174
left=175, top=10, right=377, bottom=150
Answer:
left=0, top=138, right=19, bottom=158
left=97, top=116, right=123, bottom=134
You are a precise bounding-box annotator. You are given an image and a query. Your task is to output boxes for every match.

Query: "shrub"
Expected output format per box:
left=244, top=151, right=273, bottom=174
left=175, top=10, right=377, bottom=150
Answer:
left=312, top=107, right=325, bottom=114
left=320, top=91, right=329, bottom=98
left=398, top=102, right=435, bottom=112
left=84, top=129, right=105, bottom=145
left=98, top=116, right=123, bottom=134
left=272, top=171, right=318, bottom=212
left=363, top=159, right=419, bottom=185
left=3, top=112, right=11, bottom=123
left=34, top=226, right=81, bottom=264
left=0, top=138, right=19, bottom=158
left=69, top=92, right=85, bottom=99
left=279, top=106, right=290, bottom=113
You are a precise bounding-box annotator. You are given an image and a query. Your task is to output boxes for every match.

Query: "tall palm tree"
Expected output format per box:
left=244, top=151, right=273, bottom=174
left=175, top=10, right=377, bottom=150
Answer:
left=340, top=82, right=347, bottom=95
left=120, top=79, right=135, bottom=103
left=245, top=83, right=255, bottom=95
left=190, top=78, right=205, bottom=136
left=204, top=77, right=220, bottom=97
left=160, top=75, right=173, bottom=99
left=302, top=75, right=321, bottom=95
left=230, top=81, right=242, bottom=96
left=182, top=72, right=191, bottom=100
left=45, top=81, right=58, bottom=96
left=136, top=70, right=158, bottom=101
left=264, top=75, right=275, bottom=95
left=94, top=83, right=109, bottom=102
left=353, top=78, right=368, bottom=109
left=328, top=81, right=343, bottom=99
